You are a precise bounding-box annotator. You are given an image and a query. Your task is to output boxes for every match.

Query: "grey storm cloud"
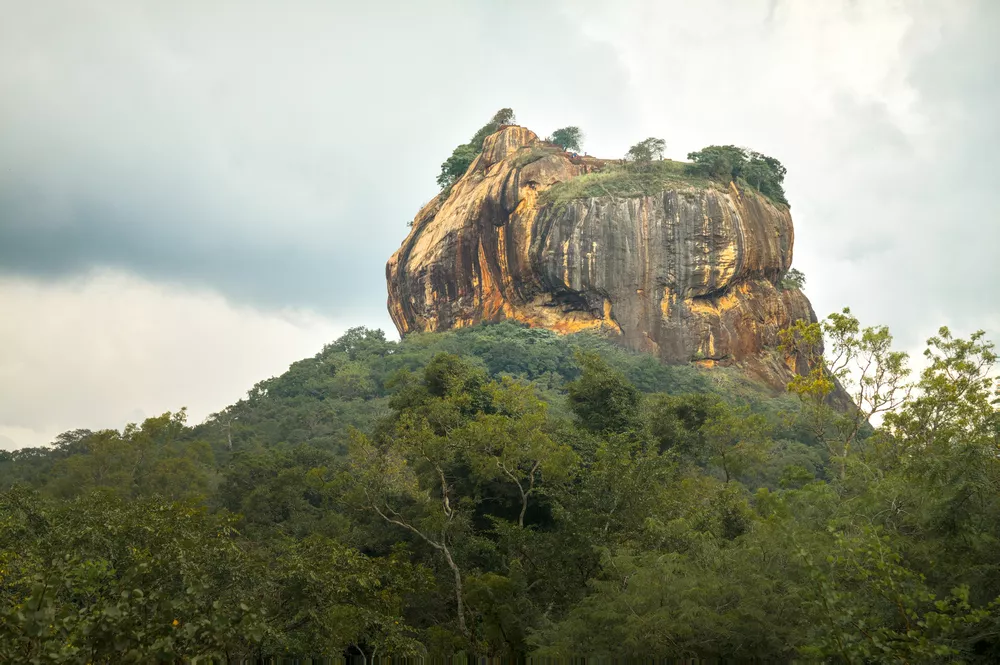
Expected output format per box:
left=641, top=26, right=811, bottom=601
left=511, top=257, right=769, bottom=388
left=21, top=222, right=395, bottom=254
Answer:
left=1, top=0, right=999, bottom=451
left=0, top=0, right=636, bottom=320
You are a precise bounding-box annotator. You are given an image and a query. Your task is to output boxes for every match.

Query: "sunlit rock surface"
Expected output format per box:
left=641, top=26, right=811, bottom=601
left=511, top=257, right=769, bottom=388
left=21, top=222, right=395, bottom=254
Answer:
left=387, top=126, right=817, bottom=388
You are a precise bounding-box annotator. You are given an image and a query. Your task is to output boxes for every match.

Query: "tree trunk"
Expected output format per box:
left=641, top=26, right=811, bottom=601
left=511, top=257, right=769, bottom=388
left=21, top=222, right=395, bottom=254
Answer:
left=441, top=544, right=466, bottom=635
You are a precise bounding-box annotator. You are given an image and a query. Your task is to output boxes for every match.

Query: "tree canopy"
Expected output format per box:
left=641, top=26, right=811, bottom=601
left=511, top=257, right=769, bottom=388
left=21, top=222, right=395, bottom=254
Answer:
left=781, top=267, right=806, bottom=290
left=436, top=108, right=516, bottom=190
left=2, top=317, right=999, bottom=661
left=547, top=126, right=583, bottom=152
left=625, top=137, right=666, bottom=166
left=687, top=144, right=789, bottom=205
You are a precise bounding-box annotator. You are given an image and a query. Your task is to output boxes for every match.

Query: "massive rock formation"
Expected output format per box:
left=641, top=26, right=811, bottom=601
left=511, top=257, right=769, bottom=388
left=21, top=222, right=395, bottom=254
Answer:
left=387, top=126, right=817, bottom=388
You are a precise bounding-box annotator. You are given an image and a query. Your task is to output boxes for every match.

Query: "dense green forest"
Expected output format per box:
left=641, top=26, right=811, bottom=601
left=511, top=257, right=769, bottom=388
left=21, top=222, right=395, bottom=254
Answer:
left=2, top=315, right=999, bottom=663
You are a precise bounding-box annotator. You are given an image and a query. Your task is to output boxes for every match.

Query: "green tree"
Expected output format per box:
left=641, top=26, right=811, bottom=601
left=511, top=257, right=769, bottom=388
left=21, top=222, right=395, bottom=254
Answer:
left=566, top=352, right=642, bottom=434
left=701, top=403, right=772, bottom=483
left=345, top=354, right=495, bottom=638
left=461, top=377, right=576, bottom=527
left=781, top=267, right=806, bottom=290
left=779, top=308, right=911, bottom=479
left=0, top=490, right=268, bottom=662
left=547, top=126, right=583, bottom=152
left=687, top=145, right=788, bottom=205
left=625, top=137, right=666, bottom=166
left=799, top=527, right=991, bottom=662
left=436, top=108, right=516, bottom=190
left=686, top=144, right=745, bottom=180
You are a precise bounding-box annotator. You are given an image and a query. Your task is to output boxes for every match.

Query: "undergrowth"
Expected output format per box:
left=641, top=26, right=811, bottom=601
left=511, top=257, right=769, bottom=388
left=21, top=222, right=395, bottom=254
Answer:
left=541, top=160, right=719, bottom=205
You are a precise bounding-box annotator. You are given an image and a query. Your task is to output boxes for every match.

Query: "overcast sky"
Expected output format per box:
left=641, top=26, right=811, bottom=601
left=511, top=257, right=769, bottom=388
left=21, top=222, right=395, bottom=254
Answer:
left=1, top=0, right=997, bottom=450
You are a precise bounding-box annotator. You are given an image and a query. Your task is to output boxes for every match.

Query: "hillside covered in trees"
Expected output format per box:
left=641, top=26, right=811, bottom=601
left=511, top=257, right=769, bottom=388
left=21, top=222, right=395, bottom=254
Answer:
left=2, top=314, right=1000, bottom=662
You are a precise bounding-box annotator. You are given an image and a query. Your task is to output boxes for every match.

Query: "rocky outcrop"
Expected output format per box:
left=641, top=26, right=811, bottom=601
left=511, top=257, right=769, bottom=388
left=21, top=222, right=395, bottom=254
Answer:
left=387, top=126, right=817, bottom=388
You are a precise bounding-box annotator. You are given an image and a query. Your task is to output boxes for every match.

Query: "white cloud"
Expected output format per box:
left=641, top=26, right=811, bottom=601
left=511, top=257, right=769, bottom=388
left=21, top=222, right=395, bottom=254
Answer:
left=0, top=270, right=341, bottom=450
left=0, top=0, right=997, bottom=449
left=566, top=0, right=999, bottom=351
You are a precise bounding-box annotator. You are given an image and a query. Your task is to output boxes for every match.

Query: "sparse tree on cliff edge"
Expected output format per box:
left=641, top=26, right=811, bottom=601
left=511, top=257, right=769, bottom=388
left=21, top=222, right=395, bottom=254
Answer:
left=625, top=137, right=666, bottom=167
left=781, top=268, right=806, bottom=290
left=687, top=144, right=789, bottom=205
left=436, top=108, right=516, bottom=191
left=548, top=126, right=583, bottom=152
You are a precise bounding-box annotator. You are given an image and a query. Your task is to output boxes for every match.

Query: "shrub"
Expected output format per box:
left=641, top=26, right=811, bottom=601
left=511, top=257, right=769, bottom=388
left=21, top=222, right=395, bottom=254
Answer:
left=687, top=145, right=789, bottom=206
left=625, top=137, right=666, bottom=166
left=436, top=108, right=516, bottom=190
left=548, top=126, right=583, bottom=152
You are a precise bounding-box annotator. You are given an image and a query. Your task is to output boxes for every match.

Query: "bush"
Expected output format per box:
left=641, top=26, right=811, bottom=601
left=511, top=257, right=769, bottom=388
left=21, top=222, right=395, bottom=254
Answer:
left=781, top=268, right=806, bottom=290
left=548, top=126, right=583, bottom=152
left=687, top=145, right=789, bottom=205
left=625, top=137, right=666, bottom=166
left=436, top=108, right=516, bottom=190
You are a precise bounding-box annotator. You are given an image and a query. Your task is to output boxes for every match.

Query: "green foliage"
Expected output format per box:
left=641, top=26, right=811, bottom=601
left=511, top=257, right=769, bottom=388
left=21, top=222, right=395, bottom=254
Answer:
left=687, top=144, right=789, bottom=205
left=436, top=108, right=516, bottom=190
left=781, top=267, right=806, bottom=290
left=625, top=136, right=666, bottom=165
left=541, top=160, right=715, bottom=205
left=3, top=316, right=1000, bottom=660
left=566, top=352, right=641, bottom=434
left=0, top=490, right=423, bottom=662
left=547, top=126, right=583, bottom=152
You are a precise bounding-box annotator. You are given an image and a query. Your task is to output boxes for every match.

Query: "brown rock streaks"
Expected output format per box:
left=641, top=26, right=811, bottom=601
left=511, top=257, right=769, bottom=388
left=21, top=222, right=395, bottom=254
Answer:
left=386, top=126, right=817, bottom=388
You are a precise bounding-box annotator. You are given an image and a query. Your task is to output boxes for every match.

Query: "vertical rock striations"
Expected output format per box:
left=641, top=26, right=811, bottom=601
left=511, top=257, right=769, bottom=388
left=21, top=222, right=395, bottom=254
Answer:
left=387, top=126, right=817, bottom=388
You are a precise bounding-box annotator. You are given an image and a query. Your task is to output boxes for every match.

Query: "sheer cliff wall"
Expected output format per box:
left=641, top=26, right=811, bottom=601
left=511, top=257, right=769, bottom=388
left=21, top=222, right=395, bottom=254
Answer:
left=387, top=126, right=816, bottom=388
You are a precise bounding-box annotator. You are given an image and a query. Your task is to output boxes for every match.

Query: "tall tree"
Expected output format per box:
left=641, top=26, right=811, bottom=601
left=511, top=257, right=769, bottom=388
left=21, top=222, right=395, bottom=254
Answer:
left=547, top=126, right=583, bottom=152
left=625, top=137, right=666, bottom=166
left=779, top=308, right=911, bottom=479
left=566, top=352, right=642, bottom=434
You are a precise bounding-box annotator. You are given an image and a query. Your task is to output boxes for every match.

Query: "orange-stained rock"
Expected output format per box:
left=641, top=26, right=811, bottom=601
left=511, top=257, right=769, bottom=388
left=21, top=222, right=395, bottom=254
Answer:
left=387, top=126, right=818, bottom=388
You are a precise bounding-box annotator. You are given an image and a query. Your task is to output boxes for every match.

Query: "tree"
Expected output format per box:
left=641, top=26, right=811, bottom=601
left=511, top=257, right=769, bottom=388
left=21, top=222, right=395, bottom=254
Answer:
left=781, top=268, right=806, bottom=290
left=547, top=126, right=583, bottom=152
left=700, top=403, right=772, bottom=484
left=461, top=377, right=576, bottom=527
left=348, top=422, right=471, bottom=636
left=0, top=490, right=268, bottom=662
left=625, top=137, right=666, bottom=166
left=686, top=145, right=746, bottom=181
left=645, top=392, right=717, bottom=459
left=687, top=145, right=789, bottom=205
left=566, top=352, right=642, bottom=434
left=436, top=108, right=516, bottom=190
left=435, top=142, right=481, bottom=190
left=345, top=354, right=493, bottom=638
left=799, top=526, right=991, bottom=662
left=779, top=308, right=911, bottom=479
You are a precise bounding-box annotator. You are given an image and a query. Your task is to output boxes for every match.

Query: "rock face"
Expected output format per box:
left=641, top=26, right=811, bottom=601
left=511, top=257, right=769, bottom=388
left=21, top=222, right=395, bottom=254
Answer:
left=387, top=126, right=817, bottom=388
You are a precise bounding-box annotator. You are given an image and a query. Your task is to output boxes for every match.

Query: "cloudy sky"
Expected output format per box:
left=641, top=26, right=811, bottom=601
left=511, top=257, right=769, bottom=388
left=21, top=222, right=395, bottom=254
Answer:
left=1, top=0, right=997, bottom=450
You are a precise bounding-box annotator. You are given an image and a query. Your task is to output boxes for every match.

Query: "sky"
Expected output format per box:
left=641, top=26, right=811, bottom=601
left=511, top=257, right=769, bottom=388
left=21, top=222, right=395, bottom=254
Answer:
left=1, top=0, right=997, bottom=450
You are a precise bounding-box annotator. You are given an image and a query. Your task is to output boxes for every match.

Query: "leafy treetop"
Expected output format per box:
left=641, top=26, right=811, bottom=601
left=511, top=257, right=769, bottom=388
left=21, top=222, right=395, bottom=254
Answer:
left=436, top=108, right=516, bottom=190
left=547, top=126, right=583, bottom=152
left=625, top=137, right=666, bottom=166
left=687, top=145, right=789, bottom=205
left=781, top=268, right=806, bottom=290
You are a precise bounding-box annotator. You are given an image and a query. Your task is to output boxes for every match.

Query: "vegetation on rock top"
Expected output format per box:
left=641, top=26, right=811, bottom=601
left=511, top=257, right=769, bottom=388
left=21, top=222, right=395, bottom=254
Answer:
left=436, top=107, right=516, bottom=191
left=541, top=159, right=718, bottom=205
left=432, top=108, right=789, bottom=209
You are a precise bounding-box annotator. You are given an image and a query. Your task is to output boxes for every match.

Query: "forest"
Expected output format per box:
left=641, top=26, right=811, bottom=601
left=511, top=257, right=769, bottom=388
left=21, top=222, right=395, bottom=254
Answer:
left=2, top=313, right=999, bottom=663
